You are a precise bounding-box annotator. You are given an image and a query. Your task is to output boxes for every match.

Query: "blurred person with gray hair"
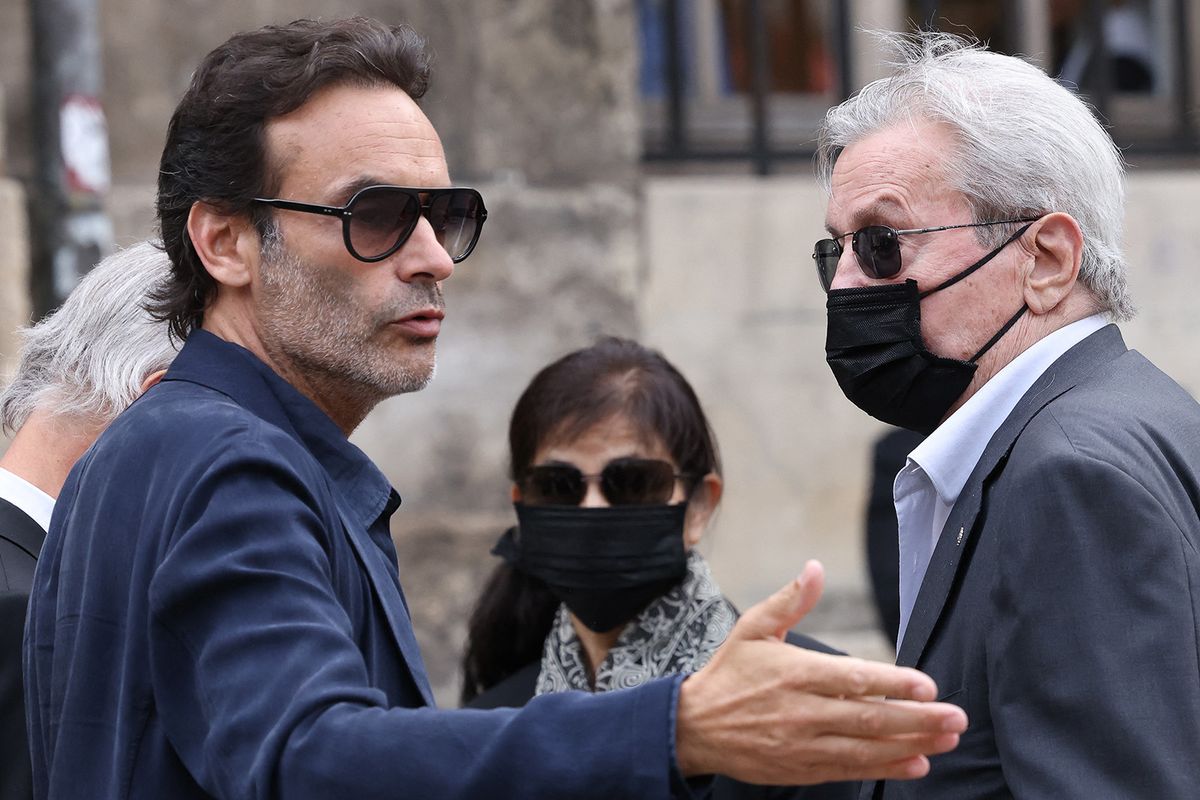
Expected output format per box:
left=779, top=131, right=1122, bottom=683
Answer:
left=0, top=240, right=178, bottom=800
left=812, top=31, right=1200, bottom=798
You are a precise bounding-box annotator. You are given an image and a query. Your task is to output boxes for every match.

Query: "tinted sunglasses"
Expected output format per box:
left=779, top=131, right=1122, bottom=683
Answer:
left=519, top=458, right=688, bottom=507
left=812, top=218, right=1039, bottom=292
left=253, top=185, right=488, bottom=264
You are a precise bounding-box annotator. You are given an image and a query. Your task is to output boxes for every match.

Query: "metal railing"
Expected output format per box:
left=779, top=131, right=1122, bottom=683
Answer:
left=643, top=0, right=853, bottom=175
left=642, top=0, right=1198, bottom=175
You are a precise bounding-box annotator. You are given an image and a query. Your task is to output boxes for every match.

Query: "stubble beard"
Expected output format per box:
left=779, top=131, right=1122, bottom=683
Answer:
left=257, top=231, right=441, bottom=416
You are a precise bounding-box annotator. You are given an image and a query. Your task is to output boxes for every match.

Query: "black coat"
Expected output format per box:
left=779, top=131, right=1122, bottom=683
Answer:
left=0, top=495, right=46, bottom=800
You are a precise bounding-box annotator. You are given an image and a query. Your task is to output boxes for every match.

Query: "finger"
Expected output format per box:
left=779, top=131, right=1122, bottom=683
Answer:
left=795, top=754, right=933, bottom=784
left=787, top=651, right=942, bottom=703
left=779, top=560, right=824, bottom=638
left=813, top=695, right=969, bottom=737
left=817, top=730, right=961, bottom=764
left=729, top=743, right=945, bottom=786
left=732, top=561, right=826, bottom=642
left=806, top=731, right=959, bottom=775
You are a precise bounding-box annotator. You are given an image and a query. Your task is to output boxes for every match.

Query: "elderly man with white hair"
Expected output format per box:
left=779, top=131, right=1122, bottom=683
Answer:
left=813, top=32, right=1200, bottom=798
left=0, top=241, right=178, bottom=800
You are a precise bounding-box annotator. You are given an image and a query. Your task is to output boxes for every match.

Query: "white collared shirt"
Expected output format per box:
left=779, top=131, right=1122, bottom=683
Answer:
left=0, top=466, right=55, bottom=532
left=893, top=314, right=1108, bottom=646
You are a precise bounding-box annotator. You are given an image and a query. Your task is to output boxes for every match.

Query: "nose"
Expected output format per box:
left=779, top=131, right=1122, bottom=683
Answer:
left=393, top=216, right=455, bottom=284
left=579, top=478, right=609, bottom=509
left=827, top=246, right=869, bottom=291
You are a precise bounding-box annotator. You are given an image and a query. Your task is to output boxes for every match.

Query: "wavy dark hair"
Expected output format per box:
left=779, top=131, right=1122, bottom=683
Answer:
left=149, top=17, right=432, bottom=341
left=459, top=337, right=721, bottom=704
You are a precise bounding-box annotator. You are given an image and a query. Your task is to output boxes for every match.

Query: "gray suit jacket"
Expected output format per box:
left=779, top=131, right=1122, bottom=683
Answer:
left=864, top=325, right=1200, bottom=799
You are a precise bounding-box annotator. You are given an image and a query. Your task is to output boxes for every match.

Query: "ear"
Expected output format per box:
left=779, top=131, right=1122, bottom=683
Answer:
left=186, top=201, right=260, bottom=289
left=510, top=483, right=522, bottom=504
left=683, top=472, right=723, bottom=548
left=138, top=369, right=168, bottom=395
left=1021, top=212, right=1084, bottom=316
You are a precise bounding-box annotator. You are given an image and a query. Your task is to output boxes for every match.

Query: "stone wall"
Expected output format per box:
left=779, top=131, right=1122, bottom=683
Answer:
left=0, top=82, right=31, bottom=457
left=0, top=177, right=29, bottom=381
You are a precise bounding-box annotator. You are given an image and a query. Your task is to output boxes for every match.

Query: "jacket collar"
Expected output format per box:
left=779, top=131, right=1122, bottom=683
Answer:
left=896, top=324, right=1128, bottom=669
left=161, top=330, right=435, bottom=705
left=162, top=330, right=395, bottom=530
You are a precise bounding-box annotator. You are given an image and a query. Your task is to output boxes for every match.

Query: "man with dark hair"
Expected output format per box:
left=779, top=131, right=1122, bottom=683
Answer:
left=26, top=19, right=965, bottom=799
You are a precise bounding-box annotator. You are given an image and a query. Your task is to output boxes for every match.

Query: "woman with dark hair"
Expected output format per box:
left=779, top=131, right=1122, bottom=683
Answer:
left=461, top=337, right=853, bottom=800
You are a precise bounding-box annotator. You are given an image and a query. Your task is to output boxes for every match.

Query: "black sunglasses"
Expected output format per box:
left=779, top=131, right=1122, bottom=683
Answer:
left=519, top=458, right=689, bottom=507
left=253, top=185, right=488, bottom=264
left=812, top=218, right=1039, bottom=292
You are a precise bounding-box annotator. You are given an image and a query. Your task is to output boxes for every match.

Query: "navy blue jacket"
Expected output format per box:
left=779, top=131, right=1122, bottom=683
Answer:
left=25, top=331, right=689, bottom=799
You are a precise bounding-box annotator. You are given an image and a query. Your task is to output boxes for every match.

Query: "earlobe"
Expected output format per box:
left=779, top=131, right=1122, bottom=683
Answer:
left=186, top=202, right=257, bottom=289
left=1023, top=212, right=1084, bottom=316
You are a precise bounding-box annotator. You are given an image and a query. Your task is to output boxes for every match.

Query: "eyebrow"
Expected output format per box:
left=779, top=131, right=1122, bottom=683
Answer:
left=323, top=175, right=458, bottom=205
left=326, top=175, right=387, bottom=205
left=826, top=197, right=907, bottom=237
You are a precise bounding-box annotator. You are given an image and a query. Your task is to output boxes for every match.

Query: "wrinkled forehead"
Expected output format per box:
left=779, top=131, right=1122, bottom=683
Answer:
left=826, top=119, right=966, bottom=231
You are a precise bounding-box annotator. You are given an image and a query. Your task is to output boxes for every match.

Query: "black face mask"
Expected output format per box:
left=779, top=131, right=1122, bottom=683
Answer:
left=825, top=224, right=1032, bottom=434
left=493, top=503, right=689, bottom=633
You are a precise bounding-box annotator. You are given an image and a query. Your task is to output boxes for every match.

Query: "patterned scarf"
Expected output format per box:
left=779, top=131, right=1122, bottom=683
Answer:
left=535, top=550, right=737, bottom=694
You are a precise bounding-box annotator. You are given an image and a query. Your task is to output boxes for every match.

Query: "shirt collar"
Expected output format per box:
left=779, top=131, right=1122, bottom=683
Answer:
left=162, top=330, right=398, bottom=530
left=910, top=314, right=1108, bottom=507
left=0, top=466, right=55, bottom=532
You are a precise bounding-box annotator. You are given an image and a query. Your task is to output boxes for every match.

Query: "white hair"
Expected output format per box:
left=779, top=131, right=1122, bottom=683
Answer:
left=816, top=31, right=1134, bottom=320
left=0, top=241, right=180, bottom=434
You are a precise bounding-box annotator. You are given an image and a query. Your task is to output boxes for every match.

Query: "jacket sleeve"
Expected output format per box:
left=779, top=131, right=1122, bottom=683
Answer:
left=986, top=420, right=1200, bottom=798
left=147, top=432, right=687, bottom=800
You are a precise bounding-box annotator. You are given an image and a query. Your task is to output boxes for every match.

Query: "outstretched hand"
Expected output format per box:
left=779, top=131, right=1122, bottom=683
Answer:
left=675, top=561, right=966, bottom=785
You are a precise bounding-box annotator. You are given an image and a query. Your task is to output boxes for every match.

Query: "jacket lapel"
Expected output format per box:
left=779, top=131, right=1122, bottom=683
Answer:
left=166, top=333, right=437, bottom=706
left=334, top=503, right=435, bottom=706
left=0, top=496, right=47, bottom=561
left=896, top=325, right=1128, bottom=668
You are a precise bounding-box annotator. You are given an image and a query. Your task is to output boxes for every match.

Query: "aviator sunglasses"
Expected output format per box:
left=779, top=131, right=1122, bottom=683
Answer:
left=519, top=457, right=690, bottom=507
left=812, top=218, right=1039, bottom=292
left=253, top=185, right=488, bottom=263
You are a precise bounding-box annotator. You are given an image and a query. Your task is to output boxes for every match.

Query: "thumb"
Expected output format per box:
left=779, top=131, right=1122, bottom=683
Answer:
left=732, top=560, right=825, bottom=642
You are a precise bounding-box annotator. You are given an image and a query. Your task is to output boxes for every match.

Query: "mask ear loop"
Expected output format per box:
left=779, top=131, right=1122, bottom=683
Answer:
left=918, top=222, right=1036, bottom=299
left=914, top=220, right=1036, bottom=364
left=968, top=305, right=1028, bottom=363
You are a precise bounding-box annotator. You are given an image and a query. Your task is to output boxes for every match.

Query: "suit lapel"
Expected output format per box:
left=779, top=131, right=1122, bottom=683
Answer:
left=896, top=325, right=1128, bottom=669
left=0, top=496, right=47, bottom=561
left=334, top=502, right=435, bottom=706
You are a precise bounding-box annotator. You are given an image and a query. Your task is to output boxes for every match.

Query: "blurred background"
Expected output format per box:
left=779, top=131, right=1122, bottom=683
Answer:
left=1, top=0, right=1197, bottom=706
